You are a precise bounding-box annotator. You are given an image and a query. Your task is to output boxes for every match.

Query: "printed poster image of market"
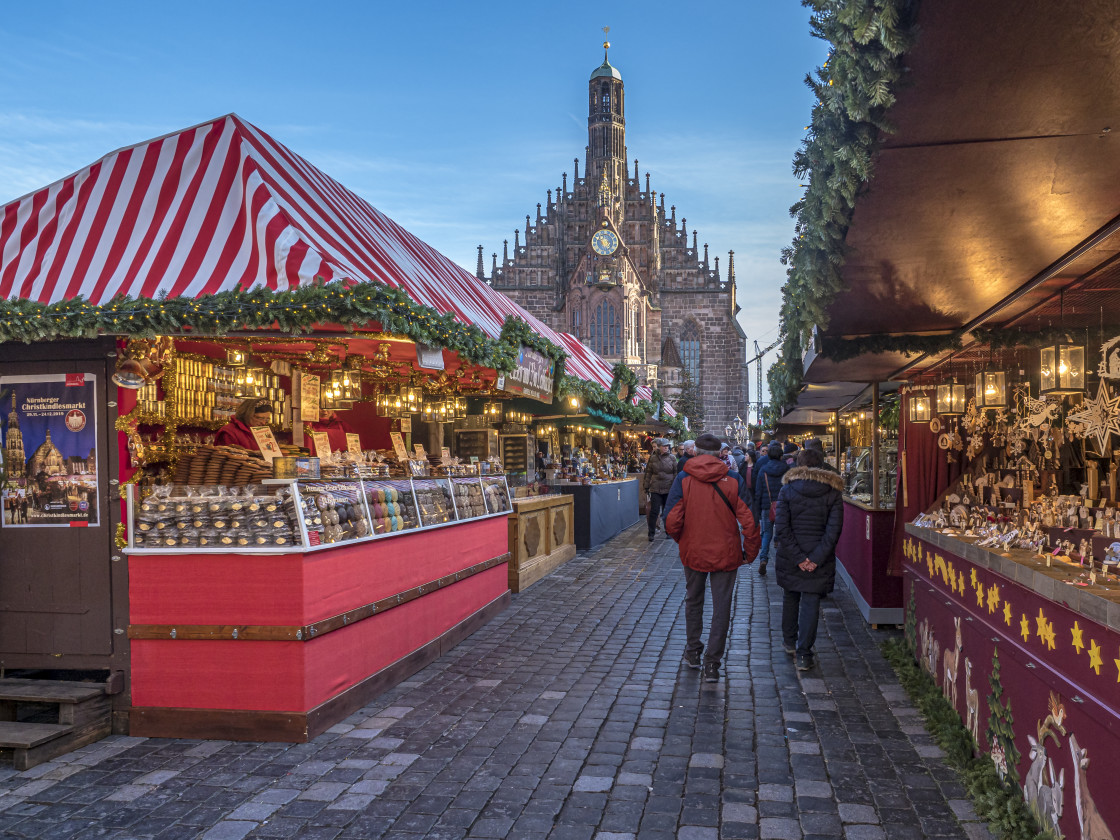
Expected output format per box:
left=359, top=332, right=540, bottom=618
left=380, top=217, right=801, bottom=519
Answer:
left=0, top=374, right=99, bottom=527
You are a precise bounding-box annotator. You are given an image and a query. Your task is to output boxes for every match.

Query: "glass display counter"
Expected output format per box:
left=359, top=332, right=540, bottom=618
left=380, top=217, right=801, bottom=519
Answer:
left=126, top=475, right=512, bottom=553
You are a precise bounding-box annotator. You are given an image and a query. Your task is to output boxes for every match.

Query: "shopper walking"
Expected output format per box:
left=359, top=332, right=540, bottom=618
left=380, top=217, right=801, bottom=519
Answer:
left=752, top=441, right=790, bottom=576
left=643, top=438, right=676, bottom=541
left=665, top=433, right=760, bottom=683
left=676, top=439, right=696, bottom=472
left=775, top=447, right=844, bottom=671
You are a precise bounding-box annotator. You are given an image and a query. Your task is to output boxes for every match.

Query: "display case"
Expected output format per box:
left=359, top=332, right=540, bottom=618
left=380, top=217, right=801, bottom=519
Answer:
left=126, top=475, right=512, bottom=553
left=500, top=433, right=534, bottom=487
left=450, top=477, right=488, bottom=520
left=841, top=438, right=898, bottom=509
left=482, top=476, right=512, bottom=513
left=454, top=429, right=499, bottom=463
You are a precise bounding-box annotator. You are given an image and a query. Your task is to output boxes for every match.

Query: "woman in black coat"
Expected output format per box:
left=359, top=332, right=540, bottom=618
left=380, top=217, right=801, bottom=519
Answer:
left=774, top=447, right=844, bottom=671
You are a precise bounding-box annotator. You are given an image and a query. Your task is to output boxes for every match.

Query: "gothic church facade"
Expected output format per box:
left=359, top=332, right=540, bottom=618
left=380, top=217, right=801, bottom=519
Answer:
left=478, top=44, right=748, bottom=432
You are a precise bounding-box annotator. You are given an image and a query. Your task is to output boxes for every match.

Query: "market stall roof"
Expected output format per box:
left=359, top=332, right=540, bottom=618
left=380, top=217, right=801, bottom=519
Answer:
left=629, top=384, right=677, bottom=418
left=0, top=114, right=614, bottom=389
left=804, top=0, right=1120, bottom=384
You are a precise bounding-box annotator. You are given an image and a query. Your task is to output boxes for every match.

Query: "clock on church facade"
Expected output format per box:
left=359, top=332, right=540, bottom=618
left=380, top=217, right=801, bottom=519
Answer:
left=478, top=42, right=748, bottom=432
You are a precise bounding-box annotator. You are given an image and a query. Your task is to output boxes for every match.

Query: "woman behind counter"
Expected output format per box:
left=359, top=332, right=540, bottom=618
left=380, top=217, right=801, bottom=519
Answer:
left=214, top=398, right=273, bottom=451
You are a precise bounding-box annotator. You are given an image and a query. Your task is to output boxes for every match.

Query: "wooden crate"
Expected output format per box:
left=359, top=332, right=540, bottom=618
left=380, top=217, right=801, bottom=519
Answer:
left=507, top=495, right=577, bottom=593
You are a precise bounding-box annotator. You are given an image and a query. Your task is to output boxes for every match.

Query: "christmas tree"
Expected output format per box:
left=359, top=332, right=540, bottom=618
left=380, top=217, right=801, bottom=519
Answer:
left=675, top=368, right=706, bottom=433
left=986, top=647, right=1020, bottom=785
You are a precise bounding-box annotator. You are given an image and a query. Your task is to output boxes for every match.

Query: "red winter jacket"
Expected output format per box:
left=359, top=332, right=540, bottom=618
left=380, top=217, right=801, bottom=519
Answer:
left=666, top=455, right=761, bottom=572
left=215, top=419, right=259, bottom=451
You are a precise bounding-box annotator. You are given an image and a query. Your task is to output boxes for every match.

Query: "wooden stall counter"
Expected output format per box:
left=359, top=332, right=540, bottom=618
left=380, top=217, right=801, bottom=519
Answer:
left=902, top=523, right=1120, bottom=839
left=507, top=494, right=576, bottom=593
left=835, top=497, right=902, bottom=625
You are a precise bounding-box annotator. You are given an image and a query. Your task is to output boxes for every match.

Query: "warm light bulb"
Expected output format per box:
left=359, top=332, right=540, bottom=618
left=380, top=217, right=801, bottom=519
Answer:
left=1059, top=361, right=1068, bottom=375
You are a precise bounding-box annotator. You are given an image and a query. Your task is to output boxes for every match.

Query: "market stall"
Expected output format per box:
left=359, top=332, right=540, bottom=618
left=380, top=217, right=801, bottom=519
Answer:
left=0, top=114, right=634, bottom=745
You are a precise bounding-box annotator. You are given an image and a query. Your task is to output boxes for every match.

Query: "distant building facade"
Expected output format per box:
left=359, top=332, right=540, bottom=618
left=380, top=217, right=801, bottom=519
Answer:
left=478, top=43, right=748, bottom=431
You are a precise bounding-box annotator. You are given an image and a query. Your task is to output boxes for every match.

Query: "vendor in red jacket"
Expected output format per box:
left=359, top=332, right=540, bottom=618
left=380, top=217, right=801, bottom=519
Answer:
left=303, top=410, right=357, bottom=456
left=215, top=398, right=273, bottom=450
left=665, top=432, right=760, bottom=684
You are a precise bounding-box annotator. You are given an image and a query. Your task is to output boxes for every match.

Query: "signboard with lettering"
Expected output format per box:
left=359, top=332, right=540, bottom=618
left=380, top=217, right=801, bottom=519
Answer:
left=251, top=425, right=281, bottom=463
left=299, top=372, right=320, bottom=423
left=346, top=433, right=363, bottom=455
left=310, top=431, right=332, bottom=458
left=0, top=373, right=100, bottom=527
left=416, top=344, right=446, bottom=371
left=390, top=432, right=409, bottom=462
left=497, top=345, right=556, bottom=404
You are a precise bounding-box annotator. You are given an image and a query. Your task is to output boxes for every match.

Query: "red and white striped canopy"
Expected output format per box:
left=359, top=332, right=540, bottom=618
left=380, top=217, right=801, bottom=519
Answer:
left=0, top=114, right=613, bottom=388
left=630, top=384, right=677, bottom=418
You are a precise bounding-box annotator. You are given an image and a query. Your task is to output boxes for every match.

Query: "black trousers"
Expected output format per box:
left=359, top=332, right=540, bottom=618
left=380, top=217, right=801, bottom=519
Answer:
left=684, top=567, right=737, bottom=665
left=781, top=589, right=822, bottom=656
left=647, top=492, right=668, bottom=536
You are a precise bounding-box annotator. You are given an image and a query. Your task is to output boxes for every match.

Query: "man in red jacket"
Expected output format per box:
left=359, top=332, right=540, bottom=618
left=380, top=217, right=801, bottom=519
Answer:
left=665, top=433, right=761, bottom=683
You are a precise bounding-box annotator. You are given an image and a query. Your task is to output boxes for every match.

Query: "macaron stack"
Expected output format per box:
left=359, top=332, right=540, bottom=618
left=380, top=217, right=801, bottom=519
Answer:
left=365, top=483, right=419, bottom=535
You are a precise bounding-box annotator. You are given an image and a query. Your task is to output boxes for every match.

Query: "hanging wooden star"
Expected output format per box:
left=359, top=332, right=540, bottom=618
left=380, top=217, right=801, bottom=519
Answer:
left=1066, top=380, right=1120, bottom=451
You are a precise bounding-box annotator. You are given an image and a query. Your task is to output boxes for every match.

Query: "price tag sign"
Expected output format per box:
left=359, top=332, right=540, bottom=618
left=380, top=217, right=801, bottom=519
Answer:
left=346, top=433, right=363, bottom=455
left=310, top=431, right=332, bottom=457
left=250, top=425, right=281, bottom=463
left=390, top=432, right=409, bottom=461
left=441, top=446, right=450, bottom=460
left=400, top=417, right=412, bottom=434
left=413, top=443, right=428, bottom=460
left=299, top=373, right=320, bottom=423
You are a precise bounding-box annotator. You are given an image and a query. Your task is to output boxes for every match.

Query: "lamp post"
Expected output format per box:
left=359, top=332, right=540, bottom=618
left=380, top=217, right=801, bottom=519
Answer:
left=724, top=415, right=748, bottom=446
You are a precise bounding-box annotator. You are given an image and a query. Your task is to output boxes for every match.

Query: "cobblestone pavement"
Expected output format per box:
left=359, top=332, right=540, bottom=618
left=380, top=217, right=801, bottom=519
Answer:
left=0, top=525, right=996, bottom=840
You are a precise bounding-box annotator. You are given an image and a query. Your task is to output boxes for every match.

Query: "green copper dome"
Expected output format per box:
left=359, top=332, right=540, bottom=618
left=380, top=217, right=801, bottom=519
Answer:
left=590, top=60, right=622, bottom=81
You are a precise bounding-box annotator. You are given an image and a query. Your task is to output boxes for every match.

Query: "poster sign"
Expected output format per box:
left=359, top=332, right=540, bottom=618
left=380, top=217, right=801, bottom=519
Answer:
left=416, top=344, right=445, bottom=371
left=250, top=426, right=281, bottom=463
left=389, top=432, right=409, bottom=461
left=400, top=417, right=412, bottom=434
left=413, top=443, right=428, bottom=460
left=441, top=446, right=450, bottom=460
left=498, top=345, right=555, bottom=403
left=1, top=374, right=100, bottom=527
left=300, top=372, right=321, bottom=423
left=346, top=433, right=363, bottom=455
left=310, top=431, right=332, bottom=457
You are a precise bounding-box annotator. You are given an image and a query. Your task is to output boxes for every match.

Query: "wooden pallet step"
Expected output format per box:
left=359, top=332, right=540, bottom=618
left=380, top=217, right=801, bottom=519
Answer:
left=0, top=721, right=72, bottom=749
left=0, top=679, right=104, bottom=704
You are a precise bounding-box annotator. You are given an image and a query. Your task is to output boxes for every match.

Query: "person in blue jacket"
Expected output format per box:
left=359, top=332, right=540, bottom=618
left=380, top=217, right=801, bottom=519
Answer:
left=752, top=441, right=790, bottom=576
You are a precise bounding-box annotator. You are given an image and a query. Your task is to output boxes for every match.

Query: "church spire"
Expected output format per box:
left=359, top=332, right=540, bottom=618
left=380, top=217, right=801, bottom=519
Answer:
left=476, top=245, right=485, bottom=279
left=588, top=32, right=626, bottom=223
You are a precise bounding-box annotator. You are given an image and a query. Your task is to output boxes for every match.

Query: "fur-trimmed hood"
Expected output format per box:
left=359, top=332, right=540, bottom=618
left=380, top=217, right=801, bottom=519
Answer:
left=782, top=466, right=844, bottom=492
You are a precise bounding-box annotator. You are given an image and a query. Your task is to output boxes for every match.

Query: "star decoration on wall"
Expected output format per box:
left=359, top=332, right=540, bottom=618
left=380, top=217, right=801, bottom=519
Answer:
left=1020, top=614, right=1031, bottom=642
left=1066, top=380, right=1120, bottom=451
left=1114, top=647, right=1120, bottom=683
left=927, top=553, right=935, bottom=578
left=975, top=583, right=985, bottom=608
left=986, top=583, right=1001, bottom=614
left=1003, top=600, right=1013, bottom=627
left=1088, top=639, right=1103, bottom=675
left=958, top=571, right=967, bottom=596
left=1072, top=621, right=1085, bottom=653
left=1041, top=619, right=1056, bottom=651
left=970, top=568, right=979, bottom=589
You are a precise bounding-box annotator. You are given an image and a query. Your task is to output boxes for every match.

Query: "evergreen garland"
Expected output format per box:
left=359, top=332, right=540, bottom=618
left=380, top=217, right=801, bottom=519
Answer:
left=881, top=638, right=1046, bottom=840
left=767, top=0, right=917, bottom=416
left=609, top=361, right=639, bottom=396
left=559, top=375, right=646, bottom=424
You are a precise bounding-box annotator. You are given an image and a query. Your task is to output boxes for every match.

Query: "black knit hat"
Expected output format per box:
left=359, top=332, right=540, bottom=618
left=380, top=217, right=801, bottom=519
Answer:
left=694, top=433, right=723, bottom=454
left=783, top=442, right=798, bottom=455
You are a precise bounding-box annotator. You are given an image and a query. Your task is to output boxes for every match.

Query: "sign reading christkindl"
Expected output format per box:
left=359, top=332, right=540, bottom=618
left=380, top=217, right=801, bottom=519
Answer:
left=497, top=345, right=556, bottom=404
left=1, top=373, right=100, bottom=527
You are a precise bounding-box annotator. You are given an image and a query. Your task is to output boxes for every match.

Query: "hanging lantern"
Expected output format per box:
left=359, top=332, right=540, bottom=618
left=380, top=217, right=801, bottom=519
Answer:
left=936, top=381, right=967, bottom=416
left=909, top=394, right=931, bottom=423
left=454, top=396, right=467, bottom=416
left=421, top=401, right=435, bottom=421
left=1040, top=341, right=1085, bottom=396
left=484, top=401, right=503, bottom=422
left=973, top=369, right=1007, bottom=409
left=226, top=348, right=246, bottom=367
left=400, top=384, right=422, bottom=411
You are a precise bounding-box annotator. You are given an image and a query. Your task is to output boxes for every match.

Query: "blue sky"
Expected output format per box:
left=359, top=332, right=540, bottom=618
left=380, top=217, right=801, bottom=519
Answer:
left=0, top=1, right=823, bottom=413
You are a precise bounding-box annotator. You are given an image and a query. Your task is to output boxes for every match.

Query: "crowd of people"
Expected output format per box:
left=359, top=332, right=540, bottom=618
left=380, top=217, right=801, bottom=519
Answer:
left=642, top=433, right=844, bottom=680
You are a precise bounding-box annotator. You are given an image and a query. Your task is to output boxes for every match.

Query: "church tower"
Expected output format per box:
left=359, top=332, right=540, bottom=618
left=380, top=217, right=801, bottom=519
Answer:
left=481, top=37, right=748, bottom=431
left=587, top=30, right=626, bottom=223
left=4, top=391, right=26, bottom=479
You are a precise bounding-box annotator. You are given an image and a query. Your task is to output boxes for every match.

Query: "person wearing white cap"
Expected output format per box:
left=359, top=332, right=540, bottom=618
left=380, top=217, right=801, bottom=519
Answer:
left=676, top=440, right=696, bottom=472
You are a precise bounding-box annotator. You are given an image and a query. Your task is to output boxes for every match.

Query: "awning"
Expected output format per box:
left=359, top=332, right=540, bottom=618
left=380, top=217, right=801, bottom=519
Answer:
left=629, top=384, right=677, bottom=418
left=0, top=114, right=613, bottom=389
